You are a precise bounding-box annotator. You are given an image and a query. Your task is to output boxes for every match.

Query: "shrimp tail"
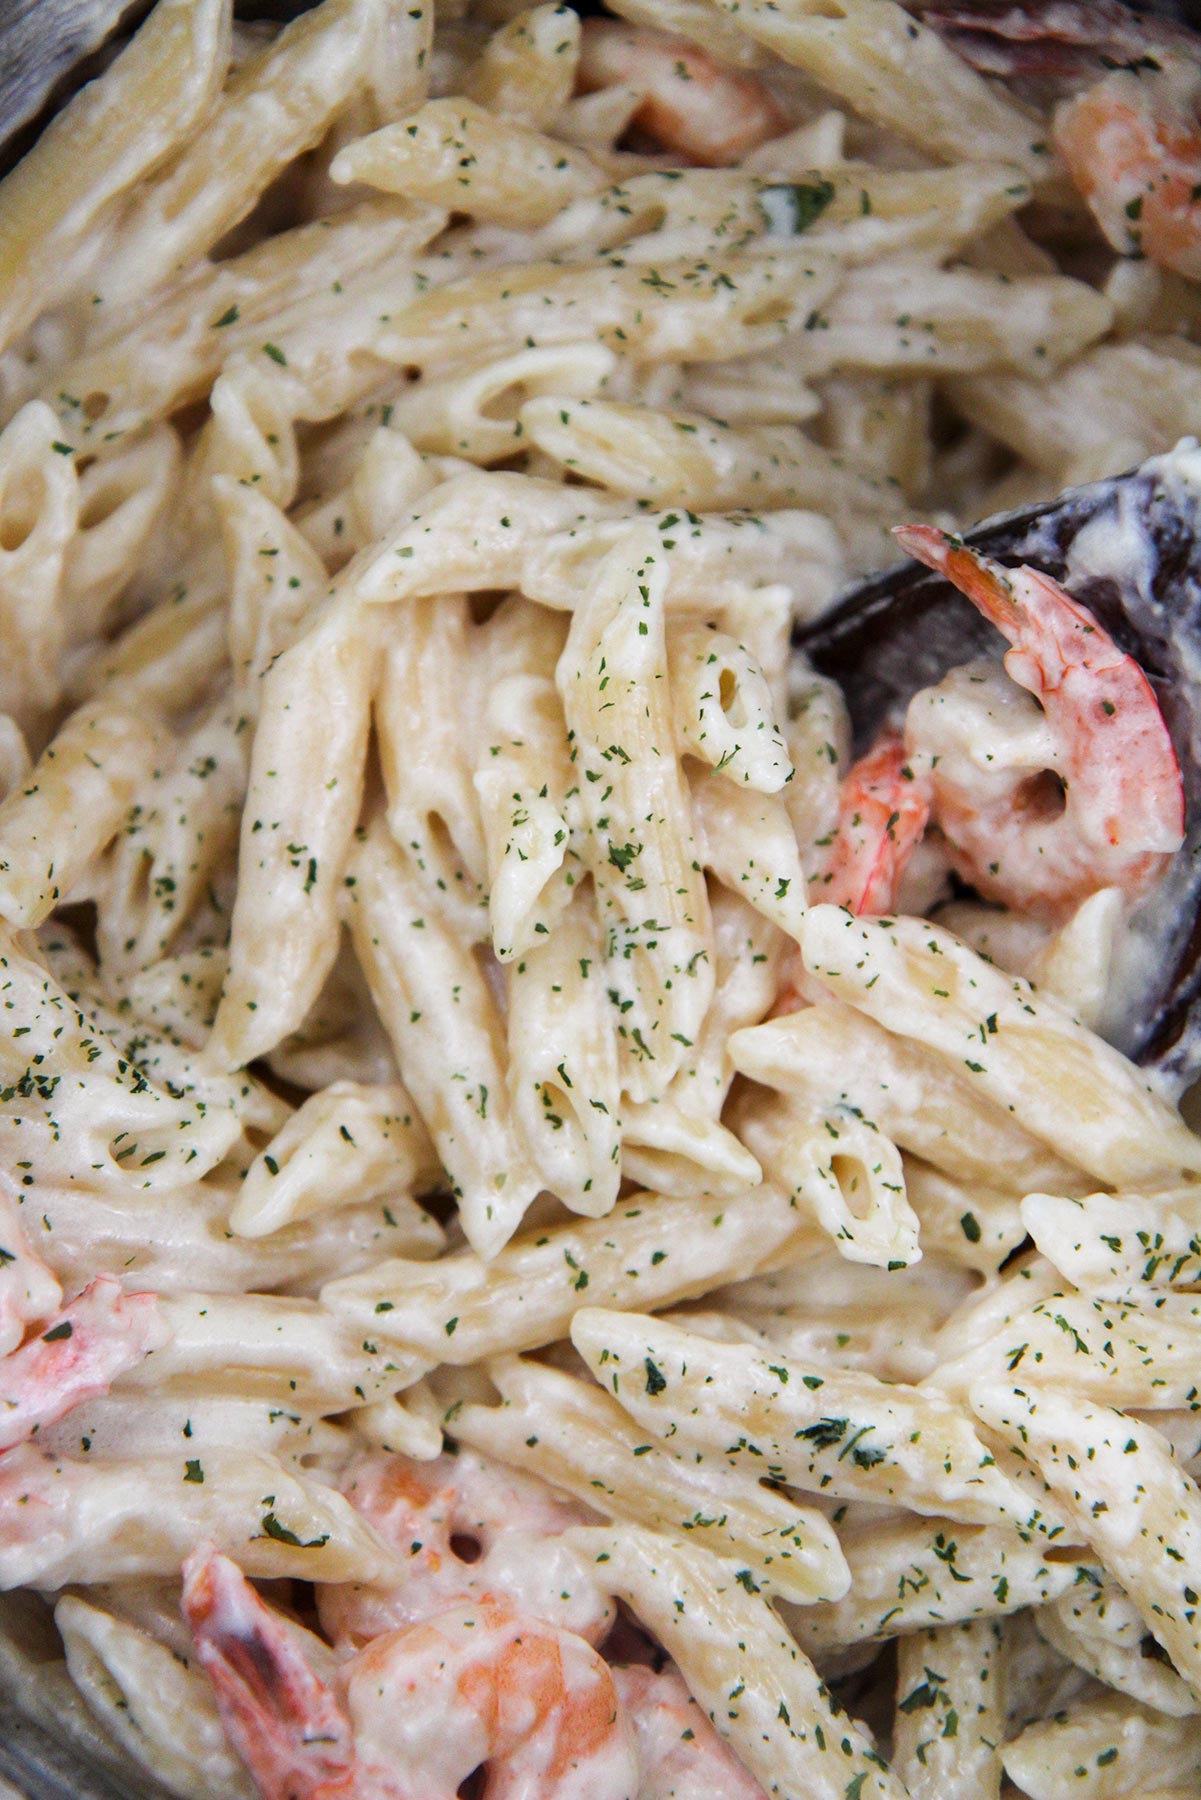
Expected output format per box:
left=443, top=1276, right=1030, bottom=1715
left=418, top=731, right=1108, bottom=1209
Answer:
left=820, top=729, right=932, bottom=915
left=183, top=1546, right=366, bottom=1800
left=0, top=1276, right=165, bottom=1454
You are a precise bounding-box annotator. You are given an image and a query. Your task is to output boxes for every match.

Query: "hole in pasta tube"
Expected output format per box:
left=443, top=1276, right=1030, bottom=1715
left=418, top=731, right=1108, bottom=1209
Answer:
left=457, top=1768, right=487, bottom=1800
left=741, top=297, right=794, bottom=330
left=0, top=463, right=47, bottom=552
left=831, top=1152, right=873, bottom=1221
left=449, top=1532, right=484, bottom=1565
left=717, top=662, right=750, bottom=730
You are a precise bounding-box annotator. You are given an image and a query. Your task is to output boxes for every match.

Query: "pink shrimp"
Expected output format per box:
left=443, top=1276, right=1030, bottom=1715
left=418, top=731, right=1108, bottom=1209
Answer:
left=1054, top=53, right=1201, bottom=283
left=184, top=1546, right=638, bottom=1800
left=317, top=1447, right=613, bottom=1650
left=898, top=525, right=1185, bottom=918
left=576, top=19, right=786, bottom=167
left=914, top=2, right=1201, bottom=280
left=0, top=1181, right=61, bottom=1358
left=612, top=1663, right=768, bottom=1799
left=0, top=1275, right=164, bottom=1453
left=815, top=730, right=933, bottom=916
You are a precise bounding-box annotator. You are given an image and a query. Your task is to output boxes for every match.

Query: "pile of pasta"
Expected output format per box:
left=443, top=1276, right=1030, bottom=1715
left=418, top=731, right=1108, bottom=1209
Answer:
left=0, top=0, right=1200, bottom=1794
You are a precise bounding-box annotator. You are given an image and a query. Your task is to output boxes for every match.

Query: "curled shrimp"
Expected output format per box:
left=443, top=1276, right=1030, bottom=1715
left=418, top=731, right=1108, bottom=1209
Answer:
left=576, top=19, right=785, bottom=166
left=317, top=1447, right=614, bottom=1649
left=612, top=1663, right=768, bottom=1799
left=0, top=1275, right=163, bottom=1453
left=899, top=525, right=1185, bottom=919
left=1054, top=52, right=1201, bottom=282
left=814, top=730, right=932, bottom=917
left=184, top=1545, right=639, bottom=1800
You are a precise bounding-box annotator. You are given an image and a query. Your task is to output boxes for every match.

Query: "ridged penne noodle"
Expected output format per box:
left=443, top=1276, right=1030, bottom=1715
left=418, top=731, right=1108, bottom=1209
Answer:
left=389, top=341, right=614, bottom=463
left=557, top=530, right=714, bottom=1103
left=1001, top=1693, right=1201, bottom=1800
left=688, top=767, right=809, bottom=943
left=473, top=597, right=575, bottom=961
left=704, top=0, right=1045, bottom=171
left=731, top=1086, right=919, bottom=1268
left=698, top=1248, right=976, bottom=1384
left=788, top=1514, right=1094, bottom=1653
left=1024, top=1188, right=1201, bottom=1292
left=795, top=258, right=1113, bottom=382
left=121, top=1290, right=429, bottom=1410
left=72, top=575, right=228, bottom=716
left=26, top=1176, right=440, bottom=1299
left=567, top=1523, right=910, bottom=1800
left=374, top=595, right=488, bottom=940
left=0, top=703, right=161, bottom=928
left=972, top=1385, right=1201, bottom=1702
left=215, top=479, right=327, bottom=688
left=56, top=1594, right=257, bottom=1800
left=464, top=2, right=581, bottom=125
left=948, top=340, right=1201, bottom=486
left=0, top=400, right=79, bottom=720
left=372, top=246, right=847, bottom=373
left=660, top=882, right=784, bottom=1117
left=904, top=1158, right=1028, bottom=1276
left=93, top=700, right=247, bottom=975
left=0, top=0, right=231, bottom=354
left=94, top=0, right=424, bottom=306
left=731, top=997, right=1083, bottom=1196
left=507, top=884, right=623, bottom=1217
left=62, top=426, right=182, bottom=641
left=0, top=924, right=241, bottom=1193
left=51, top=198, right=447, bottom=452
left=621, top=1097, right=761, bottom=1197
left=932, top=1288, right=1201, bottom=1411
left=667, top=622, right=791, bottom=791
left=210, top=595, right=380, bottom=1070
left=798, top=910, right=1201, bottom=1189
left=892, top=1618, right=1006, bottom=1800
left=321, top=1184, right=815, bottom=1362
left=230, top=1080, right=440, bottom=1238
left=572, top=1307, right=1045, bottom=1529
left=343, top=816, right=541, bottom=1257
left=333, top=98, right=607, bottom=227
left=524, top=394, right=899, bottom=545
left=452, top=1353, right=849, bottom=1602
left=0, top=1444, right=395, bottom=1587
left=1038, top=1576, right=1199, bottom=1719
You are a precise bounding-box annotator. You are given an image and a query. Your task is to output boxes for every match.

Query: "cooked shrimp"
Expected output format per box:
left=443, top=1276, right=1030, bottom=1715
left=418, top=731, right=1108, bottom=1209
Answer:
left=612, top=1663, right=768, bottom=1800
left=576, top=19, right=785, bottom=166
left=317, top=1447, right=614, bottom=1649
left=1055, top=53, right=1201, bottom=282
left=0, top=1276, right=164, bottom=1453
left=183, top=1544, right=396, bottom=1800
left=814, top=729, right=933, bottom=916
left=0, top=1182, right=61, bottom=1359
left=184, top=1546, right=639, bottom=1800
left=899, top=524, right=1185, bottom=918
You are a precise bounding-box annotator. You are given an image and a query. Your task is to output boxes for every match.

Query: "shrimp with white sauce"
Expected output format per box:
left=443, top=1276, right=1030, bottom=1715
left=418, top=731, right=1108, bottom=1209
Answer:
left=576, top=19, right=785, bottom=166
left=899, top=524, right=1185, bottom=918
left=317, top=1446, right=615, bottom=1649
left=816, top=524, right=1185, bottom=921
left=184, top=1545, right=640, bottom=1800
left=815, top=729, right=932, bottom=917
left=613, top=1663, right=768, bottom=1800
left=0, top=1275, right=163, bottom=1454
